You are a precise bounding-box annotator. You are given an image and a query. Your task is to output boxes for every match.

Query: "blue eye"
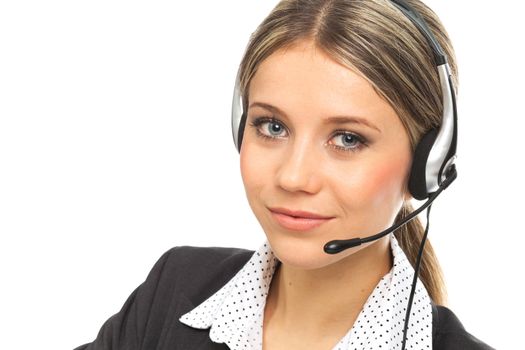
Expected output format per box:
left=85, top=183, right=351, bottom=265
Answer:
left=337, top=133, right=359, bottom=148
left=267, top=121, right=285, bottom=136
left=328, top=131, right=367, bottom=153
left=249, top=117, right=288, bottom=139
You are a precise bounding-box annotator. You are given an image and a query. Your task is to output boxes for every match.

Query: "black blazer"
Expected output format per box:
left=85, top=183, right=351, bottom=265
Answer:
left=75, top=245, right=494, bottom=350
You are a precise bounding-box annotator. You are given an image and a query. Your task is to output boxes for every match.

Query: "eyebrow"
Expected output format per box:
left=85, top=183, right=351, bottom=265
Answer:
left=248, top=102, right=381, bottom=133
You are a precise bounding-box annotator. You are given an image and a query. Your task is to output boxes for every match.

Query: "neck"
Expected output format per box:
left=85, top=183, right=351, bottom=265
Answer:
left=264, top=236, right=393, bottom=336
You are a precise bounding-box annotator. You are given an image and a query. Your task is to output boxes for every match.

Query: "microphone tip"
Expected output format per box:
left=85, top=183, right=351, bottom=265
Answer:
left=324, top=243, right=340, bottom=254
left=324, top=238, right=363, bottom=254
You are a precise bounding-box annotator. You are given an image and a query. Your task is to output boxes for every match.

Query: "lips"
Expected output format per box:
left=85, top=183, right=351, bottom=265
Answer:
left=268, top=207, right=333, bottom=219
left=268, top=207, right=334, bottom=231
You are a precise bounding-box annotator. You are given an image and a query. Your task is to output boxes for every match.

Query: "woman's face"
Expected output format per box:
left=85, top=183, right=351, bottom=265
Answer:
left=240, top=40, right=412, bottom=270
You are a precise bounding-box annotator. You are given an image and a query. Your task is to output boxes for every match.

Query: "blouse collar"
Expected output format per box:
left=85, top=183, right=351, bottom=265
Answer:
left=179, top=234, right=432, bottom=349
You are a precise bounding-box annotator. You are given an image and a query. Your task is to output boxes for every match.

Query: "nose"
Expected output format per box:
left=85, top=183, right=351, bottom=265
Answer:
left=275, top=137, right=322, bottom=194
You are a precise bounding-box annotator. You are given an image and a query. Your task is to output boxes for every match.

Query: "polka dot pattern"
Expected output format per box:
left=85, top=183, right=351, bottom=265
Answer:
left=179, top=234, right=432, bottom=349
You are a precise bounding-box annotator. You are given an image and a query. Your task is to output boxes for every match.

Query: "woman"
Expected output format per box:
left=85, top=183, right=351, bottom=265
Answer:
left=75, top=0, right=492, bottom=349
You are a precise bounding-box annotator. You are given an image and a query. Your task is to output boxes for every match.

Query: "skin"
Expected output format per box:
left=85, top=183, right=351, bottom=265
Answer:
left=239, top=39, right=413, bottom=349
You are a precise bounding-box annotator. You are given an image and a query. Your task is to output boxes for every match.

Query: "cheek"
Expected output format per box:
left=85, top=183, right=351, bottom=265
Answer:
left=332, top=153, right=410, bottom=211
left=240, top=142, right=257, bottom=188
left=240, top=141, right=269, bottom=203
left=366, top=160, right=408, bottom=200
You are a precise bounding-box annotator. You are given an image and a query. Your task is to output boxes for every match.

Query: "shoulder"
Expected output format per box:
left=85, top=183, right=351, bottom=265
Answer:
left=432, top=303, right=494, bottom=350
left=74, top=245, right=255, bottom=350
left=160, top=244, right=255, bottom=277
left=148, top=245, right=255, bottom=302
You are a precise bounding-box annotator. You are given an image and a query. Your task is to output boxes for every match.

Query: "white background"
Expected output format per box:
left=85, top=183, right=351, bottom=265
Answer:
left=0, top=1, right=522, bottom=349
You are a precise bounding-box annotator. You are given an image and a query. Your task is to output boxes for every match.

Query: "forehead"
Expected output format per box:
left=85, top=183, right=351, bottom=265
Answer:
left=248, top=41, right=398, bottom=128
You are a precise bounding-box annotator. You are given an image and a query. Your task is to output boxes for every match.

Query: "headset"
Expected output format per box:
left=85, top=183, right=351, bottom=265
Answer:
left=230, top=0, right=458, bottom=348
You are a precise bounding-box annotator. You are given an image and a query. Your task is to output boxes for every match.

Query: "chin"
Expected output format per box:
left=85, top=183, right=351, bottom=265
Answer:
left=265, top=232, right=352, bottom=270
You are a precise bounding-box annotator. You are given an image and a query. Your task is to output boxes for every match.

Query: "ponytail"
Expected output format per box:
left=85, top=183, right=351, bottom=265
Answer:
left=394, top=202, right=448, bottom=305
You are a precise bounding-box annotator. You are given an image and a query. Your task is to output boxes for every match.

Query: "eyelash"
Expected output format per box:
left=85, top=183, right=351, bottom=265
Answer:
left=248, top=116, right=368, bottom=153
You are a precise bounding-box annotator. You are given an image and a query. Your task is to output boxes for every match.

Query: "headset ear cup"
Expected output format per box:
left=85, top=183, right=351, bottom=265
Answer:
left=408, top=129, right=438, bottom=200
left=237, top=112, right=247, bottom=152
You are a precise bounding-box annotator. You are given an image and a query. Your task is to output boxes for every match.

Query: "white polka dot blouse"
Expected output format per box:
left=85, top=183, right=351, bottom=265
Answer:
left=179, top=233, right=432, bottom=349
